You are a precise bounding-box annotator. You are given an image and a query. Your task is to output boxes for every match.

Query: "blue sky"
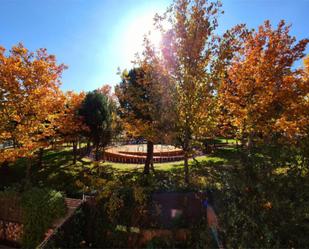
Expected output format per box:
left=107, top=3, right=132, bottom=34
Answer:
left=1, top=0, right=308, bottom=92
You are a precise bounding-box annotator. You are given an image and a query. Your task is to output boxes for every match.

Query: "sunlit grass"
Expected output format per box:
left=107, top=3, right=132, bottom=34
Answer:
left=101, top=153, right=228, bottom=172
left=0, top=144, right=239, bottom=196
left=217, top=138, right=238, bottom=144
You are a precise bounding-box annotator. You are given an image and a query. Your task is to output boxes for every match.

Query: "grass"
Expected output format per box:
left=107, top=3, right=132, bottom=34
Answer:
left=107, top=154, right=226, bottom=171
left=2, top=141, right=307, bottom=248
left=0, top=144, right=240, bottom=196
left=217, top=137, right=238, bottom=144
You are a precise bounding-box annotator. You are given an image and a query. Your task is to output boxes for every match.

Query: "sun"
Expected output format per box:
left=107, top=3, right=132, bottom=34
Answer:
left=123, top=13, right=162, bottom=61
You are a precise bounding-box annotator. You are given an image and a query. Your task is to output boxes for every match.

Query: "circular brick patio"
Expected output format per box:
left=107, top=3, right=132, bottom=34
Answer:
left=105, top=144, right=184, bottom=164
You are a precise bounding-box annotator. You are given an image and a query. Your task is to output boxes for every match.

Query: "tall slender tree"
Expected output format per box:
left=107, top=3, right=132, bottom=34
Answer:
left=154, top=0, right=223, bottom=183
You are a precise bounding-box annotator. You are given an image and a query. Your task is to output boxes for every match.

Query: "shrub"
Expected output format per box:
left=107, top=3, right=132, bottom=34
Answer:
left=220, top=146, right=309, bottom=248
left=21, top=187, right=66, bottom=248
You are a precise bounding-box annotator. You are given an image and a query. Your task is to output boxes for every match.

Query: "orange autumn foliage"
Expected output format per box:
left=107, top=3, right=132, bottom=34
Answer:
left=219, top=21, right=309, bottom=141
left=57, top=91, right=89, bottom=143
left=0, top=43, right=66, bottom=163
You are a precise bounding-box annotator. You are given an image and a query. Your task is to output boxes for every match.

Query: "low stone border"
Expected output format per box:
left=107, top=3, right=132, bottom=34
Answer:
left=105, top=151, right=184, bottom=164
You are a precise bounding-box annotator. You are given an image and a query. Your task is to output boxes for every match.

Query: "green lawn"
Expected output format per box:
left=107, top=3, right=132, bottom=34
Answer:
left=0, top=144, right=239, bottom=196
left=217, top=137, right=238, bottom=144
left=106, top=154, right=225, bottom=171
left=1, top=142, right=307, bottom=248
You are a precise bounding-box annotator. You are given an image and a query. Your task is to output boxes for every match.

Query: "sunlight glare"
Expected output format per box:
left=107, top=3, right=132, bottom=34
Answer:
left=123, top=13, right=162, bottom=61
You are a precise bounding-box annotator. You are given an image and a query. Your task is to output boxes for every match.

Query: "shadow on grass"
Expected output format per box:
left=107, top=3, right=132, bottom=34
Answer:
left=0, top=158, right=27, bottom=190
left=0, top=149, right=92, bottom=196
left=1, top=146, right=241, bottom=197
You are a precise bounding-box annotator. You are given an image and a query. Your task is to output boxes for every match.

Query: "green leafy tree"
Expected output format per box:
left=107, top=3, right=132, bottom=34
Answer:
left=115, top=67, right=170, bottom=174
left=79, top=90, right=112, bottom=161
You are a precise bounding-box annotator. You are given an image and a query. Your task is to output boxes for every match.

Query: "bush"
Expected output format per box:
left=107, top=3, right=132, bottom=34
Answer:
left=41, top=207, right=86, bottom=248
left=21, top=187, right=66, bottom=248
left=220, top=146, right=309, bottom=248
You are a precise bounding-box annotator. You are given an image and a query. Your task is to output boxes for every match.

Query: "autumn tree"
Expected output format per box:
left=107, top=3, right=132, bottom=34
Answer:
left=154, top=0, right=222, bottom=183
left=116, top=68, right=153, bottom=174
left=219, top=20, right=309, bottom=147
left=79, top=90, right=112, bottom=161
left=0, top=43, right=65, bottom=180
left=115, top=62, right=172, bottom=174
left=305, top=55, right=309, bottom=74
left=57, top=91, right=88, bottom=164
left=296, top=55, right=309, bottom=167
left=212, top=24, right=250, bottom=142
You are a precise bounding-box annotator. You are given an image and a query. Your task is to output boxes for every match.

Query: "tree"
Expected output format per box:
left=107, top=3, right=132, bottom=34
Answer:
left=0, top=43, right=66, bottom=181
left=212, top=24, right=250, bottom=143
left=154, top=0, right=222, bottom=183
left=305, top=55, right=309, bottom=75
left=79, top=90, right=112, bottom=161
left=97, top=85, right=122, bottom=139
left=219, top=21, right=309, bottom=147
left=115, top=66, right=170, bottom=174
left=57, top=91, right=88, bottom=164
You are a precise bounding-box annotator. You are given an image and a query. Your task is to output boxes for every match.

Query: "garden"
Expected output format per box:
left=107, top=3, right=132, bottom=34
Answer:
left=0, top=0, right=309, bottom=248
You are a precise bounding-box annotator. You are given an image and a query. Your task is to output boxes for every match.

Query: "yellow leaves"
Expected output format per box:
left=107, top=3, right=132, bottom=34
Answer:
left=11, top=114, right=21, bottom=123
left=123, top=119, right=153, bottom=140
left=0, top=46, right=5, bottom=54
left=219, top=21, right=309, bottom=141
left=151, top=0, right=222, bottom=141
left=11, top=43, right=28, bottom=56
left=133, top=186, right=147, bottom=205
left=57, top=91, right=89, bottom=143
left=0, top=43, right=66, bottom=163
left=304, top=55, right=309, bottom=79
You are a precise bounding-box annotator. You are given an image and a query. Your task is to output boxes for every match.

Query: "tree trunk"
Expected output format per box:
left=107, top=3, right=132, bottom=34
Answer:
left=95, top=145, right=100, bottom=161
left=184, top=152, right=189, bottom=184
left=25, top=160, right=32, bottom=188
left=144, top=141, right=154, bottom=175
left=183, top=133, right=190, bottom=184
left=87, top=141, right=91, bottom=155
left=192, top=155, right=199, bottom=166
left=102, top=147, right=106, bottom=162
left=73, top=141, right=77, bottom=164
left=246, top=132, right=254, bottom=150
left=150, top=162, right=155, bottom=173
left=38, top=148, right=44, bottom=167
